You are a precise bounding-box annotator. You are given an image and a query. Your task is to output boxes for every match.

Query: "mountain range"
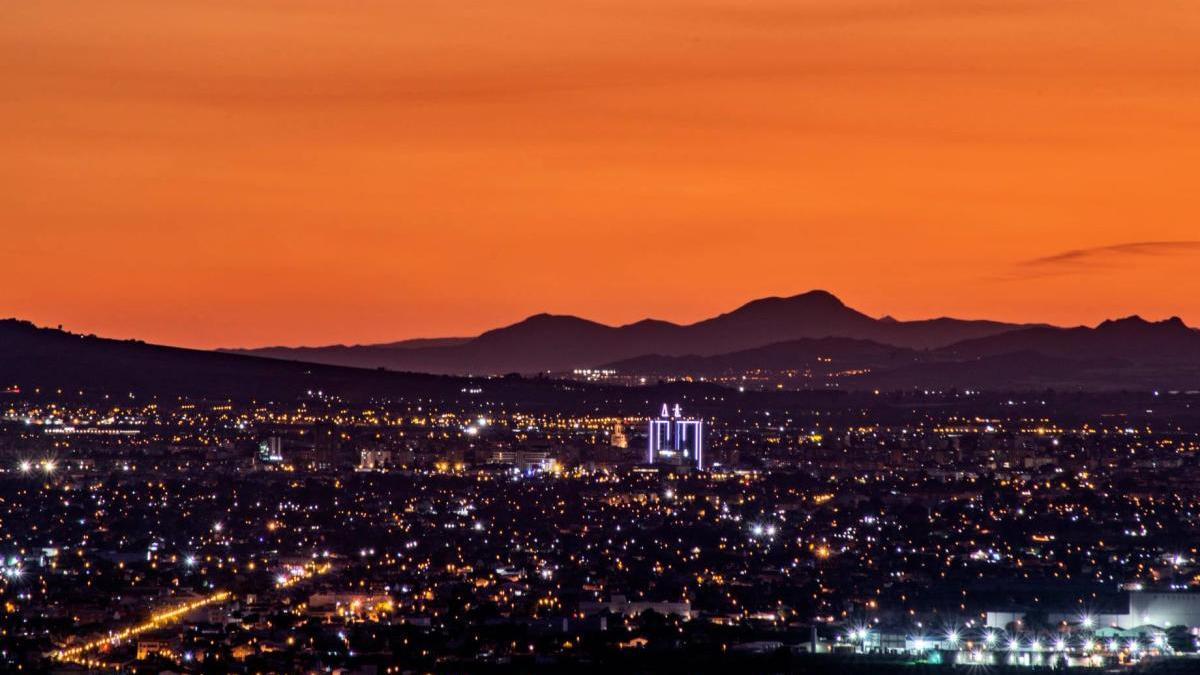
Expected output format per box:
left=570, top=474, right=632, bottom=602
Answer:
left=223, top=291, right=1032, bottom=375
left=5, top=291, right=1200, bottom=395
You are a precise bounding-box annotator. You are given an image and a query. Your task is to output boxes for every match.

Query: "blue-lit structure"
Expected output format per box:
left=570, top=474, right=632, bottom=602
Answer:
left=647, top=403, right=704, bottom=470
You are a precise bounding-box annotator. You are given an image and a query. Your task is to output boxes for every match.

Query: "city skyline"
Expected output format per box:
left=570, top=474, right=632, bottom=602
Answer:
left=6, top=3, right=1200, bottom=672
left=5, top=1, right=1200, bottom=348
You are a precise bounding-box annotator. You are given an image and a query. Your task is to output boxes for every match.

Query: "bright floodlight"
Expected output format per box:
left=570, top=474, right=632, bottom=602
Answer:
left=17, top=460, right=31, bottom=473
left=751, top=524, right=764, bottom=537
left=184, top=555, right=196, bottom=567
left=42, top=460, right=56, bottom=474
left=1055, top=639, right=1066, bottom=652
left=1081, top=615, right=1094, bottom=629
left=945, top=629, right=960, bottom=646
left=983, top=631, right=996, bottom=645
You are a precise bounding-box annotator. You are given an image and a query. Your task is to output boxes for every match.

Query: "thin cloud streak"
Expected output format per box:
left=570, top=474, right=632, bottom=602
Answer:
left=1027, top=240, right=1200, bottom=266
left=1000, top=241, right=1200, bottom=280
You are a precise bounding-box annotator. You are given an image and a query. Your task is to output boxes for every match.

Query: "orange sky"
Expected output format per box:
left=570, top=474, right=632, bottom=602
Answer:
left=3, top=0, right=1200, bottom=348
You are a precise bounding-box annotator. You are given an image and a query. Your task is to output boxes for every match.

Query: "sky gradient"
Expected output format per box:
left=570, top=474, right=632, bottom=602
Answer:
left=4, top=1, right=1200, bottom=348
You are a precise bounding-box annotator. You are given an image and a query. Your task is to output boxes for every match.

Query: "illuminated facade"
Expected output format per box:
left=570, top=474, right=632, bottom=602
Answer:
left=258, top=436, right=284, bottom=463
left=647, top=403, right=704, bottom=469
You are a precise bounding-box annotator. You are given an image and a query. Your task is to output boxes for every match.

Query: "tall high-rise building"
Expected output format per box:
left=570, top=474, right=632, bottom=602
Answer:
left=647, top=403, right=704, bottom=470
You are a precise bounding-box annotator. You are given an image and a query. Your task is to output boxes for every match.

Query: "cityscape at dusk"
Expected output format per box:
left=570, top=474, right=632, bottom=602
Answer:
left=5, top=1, right=1200, bottom=674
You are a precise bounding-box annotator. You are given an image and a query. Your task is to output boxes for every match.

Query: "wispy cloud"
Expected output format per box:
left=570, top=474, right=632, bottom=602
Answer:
left=1007, top=241, right=1200, bottom=279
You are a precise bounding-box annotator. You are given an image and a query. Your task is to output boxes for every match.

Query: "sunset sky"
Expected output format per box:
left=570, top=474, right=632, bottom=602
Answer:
left=4, top=0, right=1200, bottom=348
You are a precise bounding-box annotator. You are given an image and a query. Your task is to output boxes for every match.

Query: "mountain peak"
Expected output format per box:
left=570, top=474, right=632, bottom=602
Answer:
left=1096, top=315, right=1191, bottom=332
left=730, top=290, right=848, bottom=315
left=517, top=313, right=593, bottom=326
left=783, top=289, right=846, bottom=307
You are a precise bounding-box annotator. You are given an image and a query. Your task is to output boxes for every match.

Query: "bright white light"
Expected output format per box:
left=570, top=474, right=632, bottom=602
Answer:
left=1081, top=615, right=1094, bottom=629
left=945, top=629, right=960, bottom=646
left=1055, top=639, right=1066, bottom=652
left=212, top=522, right=224, bottom=533
left=184, top=555, right=196, bottom=567
left=17, top=460, right=31, bottom=474
left=984, top=631, right=996, bottom=645
left=276, top=575, right=288, bottom=586
left=765, top=525, right=777, bottom=537
left=41, top=460, right=56, bottom=474
left=1107, top=640, right=1119, bottom=652
left=750, top=524, right=764, bottom=537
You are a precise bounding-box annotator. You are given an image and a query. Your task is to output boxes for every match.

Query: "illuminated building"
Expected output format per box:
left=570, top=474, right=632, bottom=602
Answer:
left=647, top=403, right=704, bottom=469
left=258, top=436, right=284, bottom=463
left=359, top=448, right=393, bottom=471
left=611, top=423, right=628, bottom=449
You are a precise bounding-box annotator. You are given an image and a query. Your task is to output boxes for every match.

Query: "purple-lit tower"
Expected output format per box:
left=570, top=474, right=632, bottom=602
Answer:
left=647, top=403, right=704, bottom=470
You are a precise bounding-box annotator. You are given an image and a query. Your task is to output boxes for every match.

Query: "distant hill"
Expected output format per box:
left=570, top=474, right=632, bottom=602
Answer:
left=231, top=336, right=472, bottom=364
left=225, top=291, right=1030, bottom=375
left=0, top=319, right=543, bottom=403
left=603, top=337, right=921, bottom=376
left=599, top=315, right=1200, bottom=391
left=939, top=316, right=1200, bottom=362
